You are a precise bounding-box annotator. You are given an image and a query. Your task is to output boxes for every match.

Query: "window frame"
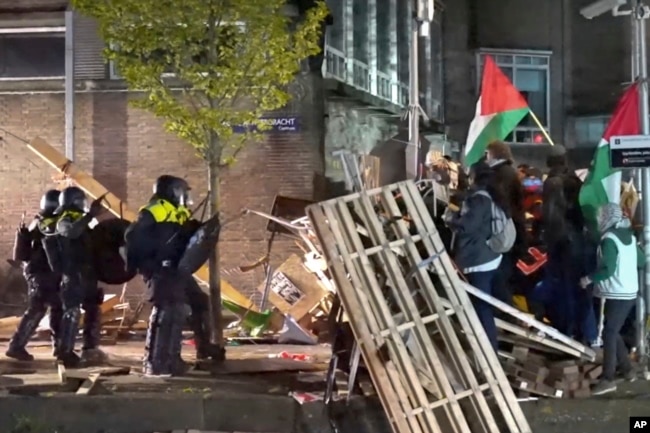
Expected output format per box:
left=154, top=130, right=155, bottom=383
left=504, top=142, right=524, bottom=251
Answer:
left=475, top=48, right=552, bottom=144
left=109, top=21, right=247, bottom=80
left=573, top=115, right=610, bottom=148
left=0, top=26, right=66, bottom=81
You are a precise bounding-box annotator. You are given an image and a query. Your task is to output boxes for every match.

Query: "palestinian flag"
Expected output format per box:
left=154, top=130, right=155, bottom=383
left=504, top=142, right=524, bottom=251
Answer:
left=464, top=55, right=530, bottom=166
left=579, top=83, right=640, bottom=233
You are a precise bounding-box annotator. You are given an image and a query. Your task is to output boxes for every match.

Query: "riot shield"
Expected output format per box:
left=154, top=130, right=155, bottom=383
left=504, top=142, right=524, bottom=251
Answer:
left=91, top=217, right=137, bottom=285
left=178, top=214, right=222, bottom=274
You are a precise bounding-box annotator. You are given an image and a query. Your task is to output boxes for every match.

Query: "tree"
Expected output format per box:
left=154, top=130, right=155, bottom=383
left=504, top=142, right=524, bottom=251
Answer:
left=72, top=0, right=329, bottom=354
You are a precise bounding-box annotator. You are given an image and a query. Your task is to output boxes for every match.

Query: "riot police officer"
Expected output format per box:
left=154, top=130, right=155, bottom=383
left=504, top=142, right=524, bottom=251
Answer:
left=45, top=186, right=105, bottom=367
left=126, top=175, right=219, bottom=376
left=5, top=190, right=63, bottom=361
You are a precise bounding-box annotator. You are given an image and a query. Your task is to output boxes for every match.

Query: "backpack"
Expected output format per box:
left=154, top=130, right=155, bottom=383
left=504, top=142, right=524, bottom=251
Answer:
left=474, top=190, right=516, bottom=253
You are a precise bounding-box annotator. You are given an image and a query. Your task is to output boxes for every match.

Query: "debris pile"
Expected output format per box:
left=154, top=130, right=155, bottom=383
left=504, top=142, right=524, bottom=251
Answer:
left=503, top=346, right=601, bottom=399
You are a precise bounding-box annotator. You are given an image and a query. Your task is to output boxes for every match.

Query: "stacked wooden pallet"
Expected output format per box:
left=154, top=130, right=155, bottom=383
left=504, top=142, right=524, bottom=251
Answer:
left=503, top=346, right=602, bottom=399
left=308, top=181, right=532, bottom=433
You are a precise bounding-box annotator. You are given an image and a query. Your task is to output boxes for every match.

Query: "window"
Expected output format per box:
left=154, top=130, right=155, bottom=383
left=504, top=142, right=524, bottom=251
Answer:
left=574, top=115, right=609, bottom=148
left=476, top=49, right=551, bottom=144
left=0, top=30, right=65, bottom=80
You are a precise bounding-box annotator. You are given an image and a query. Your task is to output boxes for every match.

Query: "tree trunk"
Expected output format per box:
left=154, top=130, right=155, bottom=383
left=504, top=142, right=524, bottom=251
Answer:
left=207, top=153, right=224, bottom=351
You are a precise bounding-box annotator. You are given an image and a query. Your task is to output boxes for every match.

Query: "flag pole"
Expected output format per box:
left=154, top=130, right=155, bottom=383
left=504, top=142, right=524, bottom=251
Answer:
left=634, top=0, right=650, bottom=375
left=528, top=110, right=555, bottom=146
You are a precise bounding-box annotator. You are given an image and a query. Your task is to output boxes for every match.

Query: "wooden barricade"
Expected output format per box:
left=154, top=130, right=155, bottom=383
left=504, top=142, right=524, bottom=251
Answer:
left=307, top=180, right=531, bottom=433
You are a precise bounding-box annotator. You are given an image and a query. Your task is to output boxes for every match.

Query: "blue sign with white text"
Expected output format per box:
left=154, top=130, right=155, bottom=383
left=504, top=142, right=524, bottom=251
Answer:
left=232, top=116, right=301, bottom=134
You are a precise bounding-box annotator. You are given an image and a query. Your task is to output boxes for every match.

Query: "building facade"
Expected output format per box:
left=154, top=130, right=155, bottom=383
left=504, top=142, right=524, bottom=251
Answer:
left=0, top=0, right=326, bottom=301
left=444, top=0, right=635, bottom=167
left=322, top=0, right=446, bottom=184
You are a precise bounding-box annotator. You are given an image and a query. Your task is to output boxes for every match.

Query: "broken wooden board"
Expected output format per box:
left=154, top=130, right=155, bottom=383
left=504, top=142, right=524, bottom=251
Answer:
left=460, top=281, right=596, bottom=362
left=27, top=136, right=259, bottom=314
left=256, top=254, right=329, bottom=323
left=1, top=365, right=128, bottom=395
left=307, top=181, right=531, bottom=433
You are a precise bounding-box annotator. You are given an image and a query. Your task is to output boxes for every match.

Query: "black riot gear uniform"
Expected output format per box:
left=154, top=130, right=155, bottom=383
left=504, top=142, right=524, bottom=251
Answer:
left=47, top=187, right=104, bottom=367
left=5, top=190, right=63, bottom=361
left=126, top=175, right=213, bottom=376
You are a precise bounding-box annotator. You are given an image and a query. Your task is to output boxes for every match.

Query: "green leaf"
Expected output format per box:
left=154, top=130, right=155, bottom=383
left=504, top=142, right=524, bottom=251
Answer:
left=72, top=0, right=328, bottom=166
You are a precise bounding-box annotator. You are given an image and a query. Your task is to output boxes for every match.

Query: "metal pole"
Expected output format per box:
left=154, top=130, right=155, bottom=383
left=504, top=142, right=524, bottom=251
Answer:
left=637, top=1, right=650, bottom=368
left=64, top=10, right=75, bottom=160
left=630, top=5, right=646, bottom=368
left=407, top=17, right=420, bottom=179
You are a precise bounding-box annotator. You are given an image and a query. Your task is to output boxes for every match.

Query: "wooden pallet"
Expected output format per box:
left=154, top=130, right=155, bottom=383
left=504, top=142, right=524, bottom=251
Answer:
left=307, top=181, right=531, bottom=433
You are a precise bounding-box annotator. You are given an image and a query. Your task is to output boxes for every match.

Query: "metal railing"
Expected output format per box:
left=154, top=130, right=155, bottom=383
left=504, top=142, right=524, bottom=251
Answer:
left=324, top=44, right=410, bottom=108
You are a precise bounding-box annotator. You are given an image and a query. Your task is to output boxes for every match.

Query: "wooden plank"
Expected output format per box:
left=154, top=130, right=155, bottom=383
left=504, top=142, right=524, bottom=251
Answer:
left=76, top=373, right=105, bottom=395
left=494, top=318, right=583, bottom=359
left=307, top=181, right=532, bottom=433
left=307, top=206, right=420, bottom=433
left=322, top=201, right=438, bottom=432
left=27, top=136, right=258, bottom=313
left=395, top=182, right=530, bottom=433
left=346, top=191, right=487, bottom=433
left=460, top=281, right=595, bottom=361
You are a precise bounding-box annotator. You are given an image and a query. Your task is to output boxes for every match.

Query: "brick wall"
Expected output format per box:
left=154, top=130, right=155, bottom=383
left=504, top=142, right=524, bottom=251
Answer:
left=0, top=73, right=325, bottom=305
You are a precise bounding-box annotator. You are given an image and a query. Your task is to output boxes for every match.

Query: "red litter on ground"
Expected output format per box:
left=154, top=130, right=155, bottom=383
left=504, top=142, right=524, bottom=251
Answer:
left=268, top=351, right=312, bottom=361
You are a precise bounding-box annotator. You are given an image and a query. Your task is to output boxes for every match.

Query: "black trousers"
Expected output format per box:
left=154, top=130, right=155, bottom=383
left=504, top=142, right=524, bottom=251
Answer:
left=9, top=273, right=62, bottom=350
left=492, top=252, right=514, bottom=307
left=58, top=275, right=102, bottom=356
left=143, top=268, right=187, bottom=374
left=602, top=298, right=635, bottom=381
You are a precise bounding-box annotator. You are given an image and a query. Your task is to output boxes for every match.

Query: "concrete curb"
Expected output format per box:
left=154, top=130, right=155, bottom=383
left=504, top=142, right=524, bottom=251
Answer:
left=0, top=392, right=645, bottom=433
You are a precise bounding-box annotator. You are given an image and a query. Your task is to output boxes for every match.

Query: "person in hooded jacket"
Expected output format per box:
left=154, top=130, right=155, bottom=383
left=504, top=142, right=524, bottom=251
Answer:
left=484, top=141, right=526, bottom=308
left=444, top=160, right=507, bottom=351
left=5, top=190, right=63, bottom=361
left=580, top=203, right=644, bottom=395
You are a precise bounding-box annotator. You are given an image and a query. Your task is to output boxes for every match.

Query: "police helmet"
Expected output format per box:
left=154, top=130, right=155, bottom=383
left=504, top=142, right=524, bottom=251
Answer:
left=153, top=175, right=192, bottom=207
left=39, top=189, right=61, bottom=214
left=58, top=186, right=88, bottom=212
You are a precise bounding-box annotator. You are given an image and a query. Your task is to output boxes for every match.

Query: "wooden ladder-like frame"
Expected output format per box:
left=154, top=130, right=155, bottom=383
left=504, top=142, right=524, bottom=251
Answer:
left=307, top=181, right=531, bottom=433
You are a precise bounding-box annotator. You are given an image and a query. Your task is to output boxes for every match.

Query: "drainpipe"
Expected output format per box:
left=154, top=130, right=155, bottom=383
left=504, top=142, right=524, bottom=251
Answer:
left=64, top=10, right=75, bottom=160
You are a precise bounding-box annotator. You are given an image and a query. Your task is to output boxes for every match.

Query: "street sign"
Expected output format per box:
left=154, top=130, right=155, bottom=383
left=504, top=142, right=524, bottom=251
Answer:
left=610, top=135, right=650, bottom=169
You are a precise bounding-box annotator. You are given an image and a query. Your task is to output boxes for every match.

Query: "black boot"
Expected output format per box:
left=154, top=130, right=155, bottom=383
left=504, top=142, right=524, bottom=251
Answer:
left=80, top=303, right=107, bottom=365
left=56, top=307, right=81, bottom=368
left=6, top=306, right=46, bottom=361
left=49, top=303, right=63, bottom=357
left=143, top=306, right=174, bottom=377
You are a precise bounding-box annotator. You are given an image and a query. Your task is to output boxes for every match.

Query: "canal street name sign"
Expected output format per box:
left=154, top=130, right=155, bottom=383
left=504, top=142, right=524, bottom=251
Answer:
left=233, top=116, right=301, bottom=133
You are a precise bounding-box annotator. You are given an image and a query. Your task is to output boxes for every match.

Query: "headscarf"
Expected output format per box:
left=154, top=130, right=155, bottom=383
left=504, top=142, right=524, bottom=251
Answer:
left=597, top=202, right=631, bottom=234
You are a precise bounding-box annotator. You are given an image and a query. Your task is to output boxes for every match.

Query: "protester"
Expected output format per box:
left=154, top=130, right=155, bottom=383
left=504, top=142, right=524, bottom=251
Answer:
left=580, top=203, right=644, bottom=395
left=517, top=164, right=530, bottom=181
left=485, top=141, right=527, bottom=307
left=542, top=145, right=597, bottom=344
left=444, top=160, right=508, bottom=351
